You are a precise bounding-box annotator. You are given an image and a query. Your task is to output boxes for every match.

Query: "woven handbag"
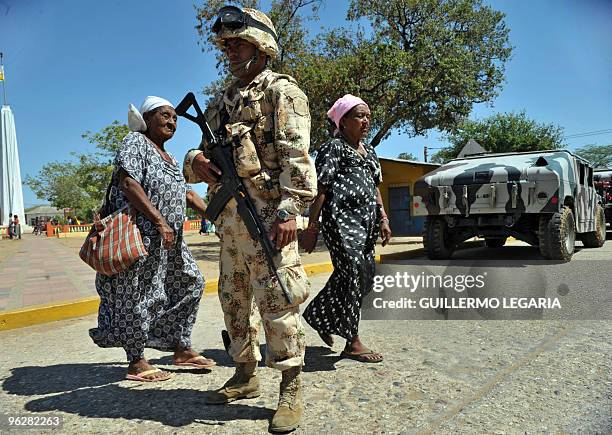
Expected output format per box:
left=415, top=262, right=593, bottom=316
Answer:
left=79, top=205, right=148, bottom=276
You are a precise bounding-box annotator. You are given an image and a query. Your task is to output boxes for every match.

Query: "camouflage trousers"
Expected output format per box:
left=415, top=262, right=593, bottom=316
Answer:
left=216, top=200, right=310, bottom=371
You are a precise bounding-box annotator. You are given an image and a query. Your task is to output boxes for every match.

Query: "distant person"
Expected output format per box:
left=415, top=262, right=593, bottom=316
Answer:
left=199, top=217, right=208, bottom=235
left=89, top=96, right=215, bottom=382
left=13, top=215, right=21, bottom=240
left=7, top=216, right=15, bottom=239
left=301, top=94, right=391, bottom=363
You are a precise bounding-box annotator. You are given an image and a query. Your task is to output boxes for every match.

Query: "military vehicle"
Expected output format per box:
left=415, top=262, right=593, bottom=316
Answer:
left=594, top=169, right=612, bottom=224
left=413, top=150, right=606, bottom=261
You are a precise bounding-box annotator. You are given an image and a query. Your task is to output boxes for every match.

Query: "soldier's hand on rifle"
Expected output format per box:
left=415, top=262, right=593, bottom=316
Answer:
left=193, top=152, right=222, bottom=184
left=269, top=218, right=297, bottom=250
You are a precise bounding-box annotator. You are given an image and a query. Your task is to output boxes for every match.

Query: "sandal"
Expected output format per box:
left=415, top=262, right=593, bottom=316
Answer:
left=340, top=349, right=383, bottom=363
left=125, top=368, right=172, bottom=382
left=173, top=355, right=216, bottom=369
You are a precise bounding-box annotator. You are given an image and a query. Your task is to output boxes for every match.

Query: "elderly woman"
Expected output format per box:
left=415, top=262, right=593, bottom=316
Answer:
left=301, top=94, right=392, bottom=363
left=89, top=96, right=214, bottom=381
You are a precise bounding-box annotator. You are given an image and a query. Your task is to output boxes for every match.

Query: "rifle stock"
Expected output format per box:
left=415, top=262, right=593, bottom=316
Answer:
left=176, top=92, right=294, bottom=305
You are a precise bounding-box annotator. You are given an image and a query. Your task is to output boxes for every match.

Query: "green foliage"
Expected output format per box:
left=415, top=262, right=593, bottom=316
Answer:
left=574, top=144, right=612, bottom=169
left=81, top=121, right=130, bottom=158
left=397, top=152, right=418, bottom=160
left=25, top=122, right=128, bottom=219
left=195, top=0, right=512, bottom=148
left=432, top=111, right=565, bottom=163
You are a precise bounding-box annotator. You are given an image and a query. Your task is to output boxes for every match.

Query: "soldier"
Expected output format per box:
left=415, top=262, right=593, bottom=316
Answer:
left=183, top=6, right=317, bottom=432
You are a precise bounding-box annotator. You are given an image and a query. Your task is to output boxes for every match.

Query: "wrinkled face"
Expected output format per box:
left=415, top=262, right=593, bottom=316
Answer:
left=145, top=106, right=177, bottom=141
left=341, top=104, right=371, bottom=141
left=223, top=37, right=257, bottom=67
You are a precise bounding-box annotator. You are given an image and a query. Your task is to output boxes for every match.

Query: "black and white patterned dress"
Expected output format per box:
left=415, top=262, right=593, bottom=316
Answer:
left=303, top=137, right=382, bottom=340
left=89, top=132, right=204, bottom=361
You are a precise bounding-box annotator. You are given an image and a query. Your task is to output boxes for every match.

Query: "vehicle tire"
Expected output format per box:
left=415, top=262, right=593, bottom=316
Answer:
left=424, top=216, right=454, bottom=259
left=541, top=206, right=576, bottom=261
left=581, top=204, right=606, bottom=248
left=485, top=238, right=506, bottom=248
left=538, top=215, right=551, bottom=258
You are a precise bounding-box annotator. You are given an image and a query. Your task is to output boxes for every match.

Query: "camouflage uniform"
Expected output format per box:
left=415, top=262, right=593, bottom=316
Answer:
left=184, top=64, right=316, bottom=371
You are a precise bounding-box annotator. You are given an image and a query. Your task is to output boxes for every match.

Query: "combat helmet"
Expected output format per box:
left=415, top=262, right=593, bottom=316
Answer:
left=212, top=6, right=279, bottom=58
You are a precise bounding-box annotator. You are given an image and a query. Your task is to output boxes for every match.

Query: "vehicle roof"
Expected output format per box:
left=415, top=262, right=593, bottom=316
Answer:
left=450, top=149, right=592, bottom=166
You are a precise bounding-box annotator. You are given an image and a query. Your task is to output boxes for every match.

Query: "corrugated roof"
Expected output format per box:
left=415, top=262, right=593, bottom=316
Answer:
left=24, top=205, right=61, bottom=215
left=379, top=157, right=440, bottom=166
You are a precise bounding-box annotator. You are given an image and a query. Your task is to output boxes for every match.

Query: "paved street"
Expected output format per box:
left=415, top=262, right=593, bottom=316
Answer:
left=0, top=233, right=610, bottom=433
left=1, top=271, right=611, bottom=434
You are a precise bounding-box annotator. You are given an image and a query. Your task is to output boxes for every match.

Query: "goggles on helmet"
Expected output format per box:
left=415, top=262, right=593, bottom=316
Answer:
left=212, top=6, right=278, bottom=41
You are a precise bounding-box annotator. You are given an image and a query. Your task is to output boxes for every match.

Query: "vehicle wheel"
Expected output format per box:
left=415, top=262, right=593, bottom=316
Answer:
left=485, top=238, right=506, bottom=248
left=424, top=217, right=454, bottom=259
left=581, top=204, right=606, bottom=248
left=538, top=215, right=551, bottom=258
left=541, top=206, right=576, bottom=261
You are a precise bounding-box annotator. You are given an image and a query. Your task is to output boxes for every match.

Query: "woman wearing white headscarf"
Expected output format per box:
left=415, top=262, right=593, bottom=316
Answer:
left=89, top=96, right=215, bottom=382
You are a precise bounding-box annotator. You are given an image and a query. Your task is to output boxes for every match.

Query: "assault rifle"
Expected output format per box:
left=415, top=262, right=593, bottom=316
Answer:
left=175, top=92, right=293, bottom=305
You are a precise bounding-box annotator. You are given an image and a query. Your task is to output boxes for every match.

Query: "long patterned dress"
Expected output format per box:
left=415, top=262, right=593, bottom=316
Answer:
left=89, top=132, right=204, bottom=361
left=303, top=137, right=382, bottom=339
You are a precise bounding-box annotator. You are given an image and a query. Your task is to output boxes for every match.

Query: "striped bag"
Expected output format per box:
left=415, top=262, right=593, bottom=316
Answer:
left=79, top=205, right=148, bottom=276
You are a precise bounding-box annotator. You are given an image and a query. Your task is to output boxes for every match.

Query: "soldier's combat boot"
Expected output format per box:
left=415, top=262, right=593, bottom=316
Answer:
left=270, top=366, right=303, bottom=433
left=205, top=362, right=261, bottom=404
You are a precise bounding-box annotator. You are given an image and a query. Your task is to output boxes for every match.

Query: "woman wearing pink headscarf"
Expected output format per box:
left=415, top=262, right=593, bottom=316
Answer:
left=301, top=94, right=391, bottom=363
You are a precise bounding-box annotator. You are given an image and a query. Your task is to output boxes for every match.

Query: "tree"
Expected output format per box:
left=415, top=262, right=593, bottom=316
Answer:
left=195, top=0, right=512, bottom=148
left=25, top=122, right=128, bottom=219
left=397, top=152, right=418, bottom=160
left=574, top=144, right=612, bottom=169
left=431, top=111, right=565, bottom=163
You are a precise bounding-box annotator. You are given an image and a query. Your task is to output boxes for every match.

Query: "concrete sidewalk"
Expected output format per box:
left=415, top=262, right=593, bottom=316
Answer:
left=0, top=273, right=610, bottom=434
left=0, top=235, right=96, bottom=312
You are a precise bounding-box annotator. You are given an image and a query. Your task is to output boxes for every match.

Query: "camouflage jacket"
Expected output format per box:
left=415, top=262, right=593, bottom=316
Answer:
left=183, top=69, right=317, bottom=217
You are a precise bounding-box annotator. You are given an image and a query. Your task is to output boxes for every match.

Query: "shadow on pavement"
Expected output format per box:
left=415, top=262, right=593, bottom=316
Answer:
left=3, top=363, right=125, bottom=396
left=23, top=384, right=274, bottom=427
left=304, top=346, right=341, bottom=372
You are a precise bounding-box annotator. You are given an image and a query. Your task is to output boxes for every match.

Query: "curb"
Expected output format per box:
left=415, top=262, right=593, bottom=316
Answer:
left=0, top=247, right=425, bottom=332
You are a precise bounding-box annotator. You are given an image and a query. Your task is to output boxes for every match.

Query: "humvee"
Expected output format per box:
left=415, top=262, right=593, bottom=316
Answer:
left=594, top=169, right=612, bottom=224
left=413, top=150, right=606, bottom=261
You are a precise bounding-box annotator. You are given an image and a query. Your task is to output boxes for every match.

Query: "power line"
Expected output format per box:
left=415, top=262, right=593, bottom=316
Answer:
left=563, top=128, right=612, bottom=139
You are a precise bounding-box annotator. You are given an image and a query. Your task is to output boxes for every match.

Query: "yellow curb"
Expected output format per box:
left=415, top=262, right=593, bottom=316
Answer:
left=0, top=247, right=426, bottom=332
left=0, top=297, right=100, bottom=331
left=56, top=232, right=88, bottom=239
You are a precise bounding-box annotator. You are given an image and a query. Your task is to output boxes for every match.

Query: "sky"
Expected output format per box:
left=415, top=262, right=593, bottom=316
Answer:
left=1, top=0, right=611, bottom=208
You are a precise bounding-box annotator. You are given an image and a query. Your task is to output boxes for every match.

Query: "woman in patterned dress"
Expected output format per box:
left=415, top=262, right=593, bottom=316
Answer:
left=89, top=96, right=214, bottom=381
left=301, top=95, right=392, bottom=363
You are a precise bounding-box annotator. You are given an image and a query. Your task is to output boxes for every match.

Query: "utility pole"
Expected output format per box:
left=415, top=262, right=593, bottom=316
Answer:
left=424, top=145, right=444, bottom=163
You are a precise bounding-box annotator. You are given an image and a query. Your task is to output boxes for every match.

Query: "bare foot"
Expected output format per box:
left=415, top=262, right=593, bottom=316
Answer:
left=318, top=331, right=334, bottom=347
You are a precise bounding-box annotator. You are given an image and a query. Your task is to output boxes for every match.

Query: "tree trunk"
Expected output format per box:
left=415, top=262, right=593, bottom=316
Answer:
left=371, top=115, right=399, bottom=147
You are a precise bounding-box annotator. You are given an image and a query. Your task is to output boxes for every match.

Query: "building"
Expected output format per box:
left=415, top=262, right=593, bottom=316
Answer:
left=378, top=157, right=440, bottom=236
left=24, top=205, right=62, bottom=226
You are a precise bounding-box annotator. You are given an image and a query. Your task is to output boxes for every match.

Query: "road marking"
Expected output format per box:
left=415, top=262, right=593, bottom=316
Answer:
left=417, top=325, right=573, bottom=434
